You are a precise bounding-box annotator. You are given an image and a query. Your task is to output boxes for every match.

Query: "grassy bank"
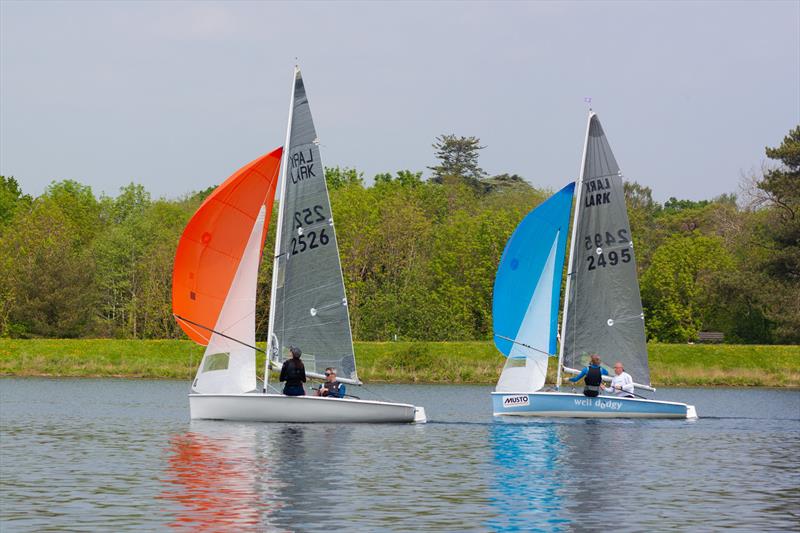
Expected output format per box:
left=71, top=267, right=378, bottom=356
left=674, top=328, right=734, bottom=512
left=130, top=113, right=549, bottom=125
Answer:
left=0, top=339, right=797, bottom=387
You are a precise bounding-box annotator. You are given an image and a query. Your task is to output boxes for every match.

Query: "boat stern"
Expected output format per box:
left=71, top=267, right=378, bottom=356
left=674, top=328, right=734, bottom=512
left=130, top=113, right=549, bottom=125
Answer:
left=413, top=406, right=427, bottom=424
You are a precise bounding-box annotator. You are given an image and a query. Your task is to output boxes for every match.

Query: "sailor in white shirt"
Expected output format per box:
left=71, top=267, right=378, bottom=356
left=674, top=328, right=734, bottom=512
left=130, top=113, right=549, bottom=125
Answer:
left=603, top=361, right=635, bottom=397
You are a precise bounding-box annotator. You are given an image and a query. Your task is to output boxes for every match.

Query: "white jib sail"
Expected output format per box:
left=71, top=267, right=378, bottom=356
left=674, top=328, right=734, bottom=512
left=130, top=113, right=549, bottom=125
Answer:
left=192, top=206, right=266, bottom=394
left=495, top=232, right=560, bottom=393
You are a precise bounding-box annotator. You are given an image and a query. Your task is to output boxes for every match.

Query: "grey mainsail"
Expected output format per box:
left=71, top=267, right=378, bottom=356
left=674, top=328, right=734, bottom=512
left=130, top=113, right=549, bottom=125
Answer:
left=562, top=114, right=650, bottom=385
left=269, top=70, right=358, bottom=384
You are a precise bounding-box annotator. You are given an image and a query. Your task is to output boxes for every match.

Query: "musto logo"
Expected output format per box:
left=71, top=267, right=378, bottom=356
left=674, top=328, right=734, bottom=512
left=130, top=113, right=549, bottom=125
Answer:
left=502, top=395, right=530, bottom=408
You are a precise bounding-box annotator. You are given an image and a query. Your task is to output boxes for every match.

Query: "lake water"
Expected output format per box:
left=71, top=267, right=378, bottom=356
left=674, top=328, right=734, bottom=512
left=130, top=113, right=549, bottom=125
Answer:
left=1, top=378, right=798, bottom=531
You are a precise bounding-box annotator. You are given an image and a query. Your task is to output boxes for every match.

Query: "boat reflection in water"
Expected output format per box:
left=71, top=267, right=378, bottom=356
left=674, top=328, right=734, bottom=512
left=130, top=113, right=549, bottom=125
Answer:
left=486, top=420, right=570, bottom=531
left=160, top=422, right=353, bottom=530
left=556, top=418, right=653, bottom=523
left=160, top=422, right=283, bottom=530
left=486, top=416, right=653, bottom=530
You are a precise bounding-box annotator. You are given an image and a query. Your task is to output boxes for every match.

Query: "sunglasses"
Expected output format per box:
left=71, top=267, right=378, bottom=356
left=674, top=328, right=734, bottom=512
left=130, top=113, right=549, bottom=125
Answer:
left=325, top=372, right=333, bottom=376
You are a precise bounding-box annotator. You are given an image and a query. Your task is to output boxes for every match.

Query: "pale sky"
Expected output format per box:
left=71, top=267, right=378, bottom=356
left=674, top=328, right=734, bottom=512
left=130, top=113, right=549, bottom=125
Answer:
left=1, top=1, right=798, bottom=202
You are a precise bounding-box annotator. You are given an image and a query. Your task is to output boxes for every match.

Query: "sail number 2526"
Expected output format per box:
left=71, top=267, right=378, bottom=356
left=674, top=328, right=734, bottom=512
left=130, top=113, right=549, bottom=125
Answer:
left=290, top=229, right=330, bottom=255
left=290, top=204, right=331, bottom=256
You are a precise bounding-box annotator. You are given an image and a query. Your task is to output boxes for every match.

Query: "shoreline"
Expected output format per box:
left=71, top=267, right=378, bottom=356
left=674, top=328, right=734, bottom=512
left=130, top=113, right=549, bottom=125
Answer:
left=2, top=373, right=798, bottom=390
left=1, top=339, right=798, bottom=387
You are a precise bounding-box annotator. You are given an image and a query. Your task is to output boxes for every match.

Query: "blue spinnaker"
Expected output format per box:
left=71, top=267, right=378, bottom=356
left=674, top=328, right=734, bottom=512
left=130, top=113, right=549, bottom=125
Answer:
left=493, top=183, right=574, bottom=360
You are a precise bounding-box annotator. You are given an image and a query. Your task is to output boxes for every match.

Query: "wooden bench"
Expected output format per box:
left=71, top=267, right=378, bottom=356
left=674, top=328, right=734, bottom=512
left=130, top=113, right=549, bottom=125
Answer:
left=697, top=331, right=724, bottom=343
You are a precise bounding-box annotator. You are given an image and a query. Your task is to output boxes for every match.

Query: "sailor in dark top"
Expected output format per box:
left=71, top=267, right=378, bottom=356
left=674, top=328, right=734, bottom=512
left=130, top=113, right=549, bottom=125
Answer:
left=568, top=353, right=609, bottom=397
left=316, top=367, right=346, bottom=398
left=280, top=346, right=306, bottom=396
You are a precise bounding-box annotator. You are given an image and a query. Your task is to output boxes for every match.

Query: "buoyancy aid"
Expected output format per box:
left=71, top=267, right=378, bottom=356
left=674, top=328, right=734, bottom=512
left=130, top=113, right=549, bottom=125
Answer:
left=584, top=365, right=602, bottom=392
left=322, top=381, right=342, bottom=398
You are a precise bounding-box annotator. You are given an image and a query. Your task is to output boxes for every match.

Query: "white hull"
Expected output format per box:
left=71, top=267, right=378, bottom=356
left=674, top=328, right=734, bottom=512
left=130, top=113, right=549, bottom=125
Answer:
left=190, top=393, right=427, bottom=424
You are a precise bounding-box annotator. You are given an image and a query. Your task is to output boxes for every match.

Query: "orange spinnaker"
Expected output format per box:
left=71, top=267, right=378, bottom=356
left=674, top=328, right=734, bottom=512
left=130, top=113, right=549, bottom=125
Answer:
left=172, top=147, right=282, bottom=345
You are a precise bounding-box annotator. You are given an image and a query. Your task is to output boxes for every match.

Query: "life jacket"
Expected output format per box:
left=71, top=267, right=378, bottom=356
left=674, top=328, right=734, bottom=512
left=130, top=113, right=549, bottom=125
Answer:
left=322, top=381, right=342, bottom=398
left=584, top=365, right=602, bottom=392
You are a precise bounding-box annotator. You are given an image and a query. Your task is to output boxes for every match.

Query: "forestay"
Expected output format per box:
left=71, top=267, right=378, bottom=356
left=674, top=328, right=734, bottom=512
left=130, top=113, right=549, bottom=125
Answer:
left=493, top=183, right=574, bottom=392
left=270, top=70, right=358, bottom=383
left=562, top=114, right=650, bottom=385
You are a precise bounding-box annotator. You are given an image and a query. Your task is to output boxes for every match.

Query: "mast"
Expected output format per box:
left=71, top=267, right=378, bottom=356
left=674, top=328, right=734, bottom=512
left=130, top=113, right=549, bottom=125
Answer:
left=265, top=65, right=298, bottom=391
left=556, top=111, right=594, bottom=389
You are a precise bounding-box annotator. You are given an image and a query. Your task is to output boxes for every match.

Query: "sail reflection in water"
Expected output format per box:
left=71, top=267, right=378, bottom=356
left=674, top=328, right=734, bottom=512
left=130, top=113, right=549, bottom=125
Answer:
left=487, top=422, right=569, bottom=531
left=159, top=422, right=356, bottom=530
left=160, top=423, right=282, bottom=530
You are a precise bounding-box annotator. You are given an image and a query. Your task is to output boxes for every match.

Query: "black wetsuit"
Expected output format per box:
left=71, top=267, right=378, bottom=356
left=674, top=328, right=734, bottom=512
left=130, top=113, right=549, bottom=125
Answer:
left=280, top=358, right=306, bottom=396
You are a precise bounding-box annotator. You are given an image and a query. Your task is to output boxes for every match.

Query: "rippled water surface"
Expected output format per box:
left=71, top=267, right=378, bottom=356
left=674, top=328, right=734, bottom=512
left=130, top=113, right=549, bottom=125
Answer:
left=1, top=378, right=799, bottom=531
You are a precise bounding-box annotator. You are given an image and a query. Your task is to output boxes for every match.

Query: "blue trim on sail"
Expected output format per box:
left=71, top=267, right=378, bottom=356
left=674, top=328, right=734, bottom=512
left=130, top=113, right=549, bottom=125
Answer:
left=493, top=183, right=575, bottom=358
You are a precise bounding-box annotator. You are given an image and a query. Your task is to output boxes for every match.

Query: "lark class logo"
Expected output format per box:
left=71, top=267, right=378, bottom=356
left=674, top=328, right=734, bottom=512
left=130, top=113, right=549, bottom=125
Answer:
left=502, top=395, right=530, bottom=407
left=289, top=148, right=317, bottom=184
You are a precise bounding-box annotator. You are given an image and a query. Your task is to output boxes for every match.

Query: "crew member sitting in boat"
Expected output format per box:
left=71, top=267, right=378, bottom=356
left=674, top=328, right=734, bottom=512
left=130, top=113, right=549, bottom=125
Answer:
left=602, top=361, right=635, bottom=398
left=567, top=353, right=608, bottom=397
left=280, top=346, right=307, bottom=396
left=316, top=367, right=346, bottom=398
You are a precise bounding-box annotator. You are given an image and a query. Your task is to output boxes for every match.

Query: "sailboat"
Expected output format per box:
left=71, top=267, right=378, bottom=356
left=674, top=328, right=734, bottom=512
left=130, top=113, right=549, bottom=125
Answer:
left=172, top=67, right=426, bottom=423
left=491, top=112, right=697, bottom=419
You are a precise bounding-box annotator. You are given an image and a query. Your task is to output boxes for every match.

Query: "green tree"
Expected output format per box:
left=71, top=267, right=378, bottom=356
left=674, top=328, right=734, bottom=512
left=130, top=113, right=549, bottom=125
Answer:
left=0, top=200, right=97, bottom=337
left=374, top=170, right=423, bottom=187
left=743, top=125, right=800, bottom=342
left=41, top=180, right=101, bottom=246
left=428, top=134, right=486, bottom=186
left=663, top=197, right=710, bottom=213
left=624, top=181, right=660, bottom=272
left=758, top=126, right=800, bottom=280
left=0, top=177, right=32, bottom=227
left=133, top=200, right=194, bottom=338
left=641, top=234, right=734, bottom=342
left=93, top=184, right=153, bottom=337
left=325, top=167, right=363, bottom=190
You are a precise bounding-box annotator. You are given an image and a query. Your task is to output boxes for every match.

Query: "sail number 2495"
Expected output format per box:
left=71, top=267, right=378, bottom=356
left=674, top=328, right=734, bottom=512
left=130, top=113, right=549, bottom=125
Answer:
left=585, top=229, right=632, bottom=271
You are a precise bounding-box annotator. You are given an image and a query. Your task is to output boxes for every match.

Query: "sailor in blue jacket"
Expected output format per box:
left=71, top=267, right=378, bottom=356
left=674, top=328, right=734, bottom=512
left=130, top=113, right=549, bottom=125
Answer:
left=568, top=354, right=608, bottom=397
left=316, top=367, right=346, bottom=398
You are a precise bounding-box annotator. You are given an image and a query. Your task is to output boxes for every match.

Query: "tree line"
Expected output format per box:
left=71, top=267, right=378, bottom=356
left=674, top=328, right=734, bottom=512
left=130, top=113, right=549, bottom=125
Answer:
left=1, top=128, right=797, bottom=344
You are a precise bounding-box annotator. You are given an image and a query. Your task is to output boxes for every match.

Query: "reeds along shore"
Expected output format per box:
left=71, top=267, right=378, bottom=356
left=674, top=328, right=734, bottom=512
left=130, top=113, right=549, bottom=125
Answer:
left=0, top=339, right=797, bottom=387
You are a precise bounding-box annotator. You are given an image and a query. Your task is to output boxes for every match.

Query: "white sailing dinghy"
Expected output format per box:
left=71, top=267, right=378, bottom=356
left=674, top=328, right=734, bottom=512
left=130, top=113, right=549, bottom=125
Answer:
left=491, top=112, right=697, bottom=419
left=173, top=67, right=426, bottom=423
